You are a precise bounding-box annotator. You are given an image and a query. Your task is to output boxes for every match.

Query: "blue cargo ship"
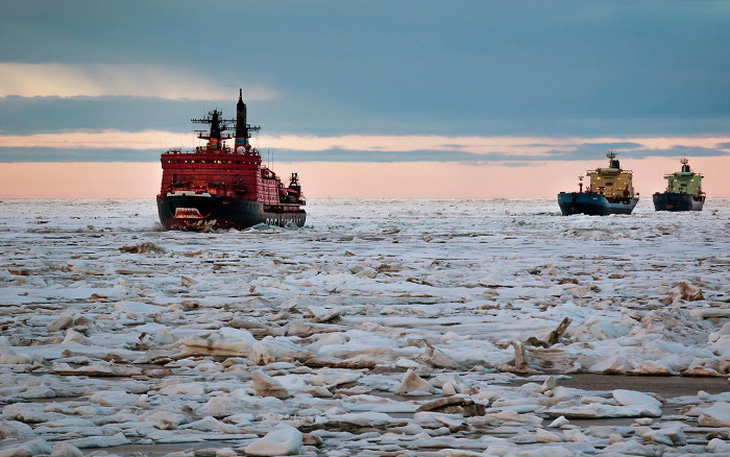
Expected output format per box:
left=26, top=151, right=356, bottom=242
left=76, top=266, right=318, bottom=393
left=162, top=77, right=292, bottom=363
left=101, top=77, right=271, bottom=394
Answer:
left=558, top=151, right=639, bottom=216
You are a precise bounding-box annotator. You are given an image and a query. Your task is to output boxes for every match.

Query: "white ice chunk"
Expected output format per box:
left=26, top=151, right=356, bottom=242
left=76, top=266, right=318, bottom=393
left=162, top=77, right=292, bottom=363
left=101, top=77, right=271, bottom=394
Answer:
left=329, top=411, right=400, bottom=427
left=598, top=439, right=655, bottom=456
left=395, top=369, right=434, bottom=395
left=159, top=382, right=205, bottom=397
left=612, top=389, right=661, bottom=409
left=196, top=393, right=255, bottom=418
left=115, top=301, right=166, bottom=315
left=180, top=327, right=256, bottom=357
left=707, top=438, right=730, bottom=453
left=2, top=403, right=65, bottom=423
left=548, top=416, right=569, bottom=428
left=0, top=337, right=32, bottom=364
left=536, top=428, right=562, bottom=442
left=545, top=402, right=661, bottom=418
left=180, top=416, right=238, bottom=433
left=442, top=382, right=457, bottom=396
left=89, top=390, right=138, bottom=407
left=47, top=312, right=74, bottom=332
left=698, top=402, right=730, bottom=427
left=634, top=424, right=686, bottom=446
left=50, top=443, right=83, bottom=457
left=414, top=411, right=463, bottom=429
left=243, top=425, right=303, bottom=456
left=63, top=432, right=131, bottom=449
left=0, top=439, right=52, bottom=457
left=252, top=370, right=290, bottom=399
left=142, top=410, right=189, bottom=430
left=250, top=337, right=308, bottom=365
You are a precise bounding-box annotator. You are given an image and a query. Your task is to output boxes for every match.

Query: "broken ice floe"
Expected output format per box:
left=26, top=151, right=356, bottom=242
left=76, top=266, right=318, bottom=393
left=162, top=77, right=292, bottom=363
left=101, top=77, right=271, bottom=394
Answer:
left=2, top=198, right=730, bottom=455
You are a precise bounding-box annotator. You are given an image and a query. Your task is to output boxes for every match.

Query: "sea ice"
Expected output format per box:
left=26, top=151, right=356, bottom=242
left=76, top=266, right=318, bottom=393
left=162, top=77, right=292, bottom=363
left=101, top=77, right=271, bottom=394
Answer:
left=1, top=198, right=729, bottom=455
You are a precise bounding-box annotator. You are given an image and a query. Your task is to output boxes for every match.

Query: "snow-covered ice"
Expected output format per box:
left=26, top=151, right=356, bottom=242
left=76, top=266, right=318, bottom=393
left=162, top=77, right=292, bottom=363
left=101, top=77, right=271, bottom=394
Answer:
left=1, top=198, right=729, bottom=456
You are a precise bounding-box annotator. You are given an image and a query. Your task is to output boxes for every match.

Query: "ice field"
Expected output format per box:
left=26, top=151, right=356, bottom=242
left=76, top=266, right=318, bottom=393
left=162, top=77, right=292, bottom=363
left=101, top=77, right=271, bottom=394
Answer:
left=1, top=198, right=729, bottom=456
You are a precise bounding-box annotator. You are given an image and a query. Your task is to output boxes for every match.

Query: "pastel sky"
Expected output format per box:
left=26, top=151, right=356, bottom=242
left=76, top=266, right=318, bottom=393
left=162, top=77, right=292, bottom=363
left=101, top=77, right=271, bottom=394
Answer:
left=1, top=1, right=729, bottom=198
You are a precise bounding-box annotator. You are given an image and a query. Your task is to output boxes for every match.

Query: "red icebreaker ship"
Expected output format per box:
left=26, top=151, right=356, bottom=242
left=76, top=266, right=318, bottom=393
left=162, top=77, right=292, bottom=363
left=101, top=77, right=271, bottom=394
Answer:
left=156, top=90, right=306, bottom=230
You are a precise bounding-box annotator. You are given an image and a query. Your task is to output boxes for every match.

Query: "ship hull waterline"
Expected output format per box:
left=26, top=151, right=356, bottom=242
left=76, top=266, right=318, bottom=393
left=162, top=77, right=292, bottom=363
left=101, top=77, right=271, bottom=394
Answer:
left=653, top=193, right=705, bottom=212
left=558, top=192, right=639, bottom=216
left=157, top=194, right=306, bottom=231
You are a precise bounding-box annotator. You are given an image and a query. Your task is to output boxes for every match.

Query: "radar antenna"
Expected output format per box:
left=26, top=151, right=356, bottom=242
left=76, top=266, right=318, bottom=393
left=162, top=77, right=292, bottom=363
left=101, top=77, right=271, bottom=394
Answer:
left=680, top=157, right=691, bottom=173
left=607, top=148, right=620, bottom=169
left=191, top=109, right=235, bottom=149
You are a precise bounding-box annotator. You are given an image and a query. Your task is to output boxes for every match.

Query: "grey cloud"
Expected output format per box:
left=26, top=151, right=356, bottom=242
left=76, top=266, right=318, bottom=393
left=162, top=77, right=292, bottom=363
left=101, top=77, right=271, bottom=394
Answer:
left=541, top=145, right=729, bottom=162
left=2, top=144, right=727, bottom=164
left=577, top=142, right=643, bottom=151
left=1, top=1, right=729, bottom=144
left=624, top=146, right=730, bottom=159
left=0, top=148, right=159, bottom=162
left=2, top=96, right=729, bottom=138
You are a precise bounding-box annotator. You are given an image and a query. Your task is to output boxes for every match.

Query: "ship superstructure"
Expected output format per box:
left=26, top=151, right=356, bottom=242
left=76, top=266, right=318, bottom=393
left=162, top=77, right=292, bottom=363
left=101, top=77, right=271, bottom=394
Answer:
left=558, top=151, right=639, bottom=215
left=156, top=90, right=306, bottom=230
left=653, top=158, right=705, bottom=211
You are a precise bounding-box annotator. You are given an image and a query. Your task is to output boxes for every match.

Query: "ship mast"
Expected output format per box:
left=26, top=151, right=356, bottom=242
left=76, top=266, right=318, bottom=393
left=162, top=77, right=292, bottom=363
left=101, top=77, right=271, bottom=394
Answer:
left=607, top=149, right=620, bottom=169
left=235, top=89, right=261, bottom=150
left=681, top=158, right=691, bottom=173
left=189, top=91, right=262, bottom=153
left=192, top=109, right=235, bottom=151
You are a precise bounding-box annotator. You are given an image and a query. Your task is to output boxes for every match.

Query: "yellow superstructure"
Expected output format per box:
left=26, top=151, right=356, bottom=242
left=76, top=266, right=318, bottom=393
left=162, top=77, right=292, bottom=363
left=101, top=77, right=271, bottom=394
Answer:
left=586, top=151, right=635, bottom=201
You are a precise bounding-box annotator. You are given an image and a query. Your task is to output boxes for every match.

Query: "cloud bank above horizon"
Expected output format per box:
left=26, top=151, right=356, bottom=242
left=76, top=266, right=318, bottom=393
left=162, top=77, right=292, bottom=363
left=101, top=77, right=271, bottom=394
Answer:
left=0, top=129, right=728, bottom=163
left=0, top=0, right=728, bottom=168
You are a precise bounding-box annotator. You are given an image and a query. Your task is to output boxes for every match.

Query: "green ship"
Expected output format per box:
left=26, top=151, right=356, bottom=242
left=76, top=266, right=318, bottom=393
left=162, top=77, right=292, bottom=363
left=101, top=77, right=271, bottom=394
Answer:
left=653, top=158, right=705, bottom=211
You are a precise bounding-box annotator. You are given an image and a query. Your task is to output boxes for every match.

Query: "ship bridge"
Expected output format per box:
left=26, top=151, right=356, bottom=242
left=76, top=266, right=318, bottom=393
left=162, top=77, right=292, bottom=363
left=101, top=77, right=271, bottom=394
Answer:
left=586, top=151, right=635, bottom=201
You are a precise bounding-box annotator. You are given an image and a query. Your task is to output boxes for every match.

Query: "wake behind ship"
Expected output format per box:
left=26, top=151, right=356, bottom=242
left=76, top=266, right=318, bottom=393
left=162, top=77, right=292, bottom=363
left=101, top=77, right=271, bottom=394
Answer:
left=157, top=91, right=306, bottom=231
left=558, top=151, right=639, bottom=216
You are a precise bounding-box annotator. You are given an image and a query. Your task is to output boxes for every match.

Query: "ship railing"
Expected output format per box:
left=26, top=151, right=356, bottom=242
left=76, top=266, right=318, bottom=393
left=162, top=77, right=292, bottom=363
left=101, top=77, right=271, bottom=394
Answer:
left=165, top=146, right=251, bottom=155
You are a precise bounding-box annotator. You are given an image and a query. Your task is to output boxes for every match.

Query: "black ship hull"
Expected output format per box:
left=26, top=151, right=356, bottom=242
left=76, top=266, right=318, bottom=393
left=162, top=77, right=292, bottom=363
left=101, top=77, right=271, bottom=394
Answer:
left=653, top=193, right=705, bottom=212
left=558, top=192, right=638, bottom=216
left=157, top=193, right=306, bottom=231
